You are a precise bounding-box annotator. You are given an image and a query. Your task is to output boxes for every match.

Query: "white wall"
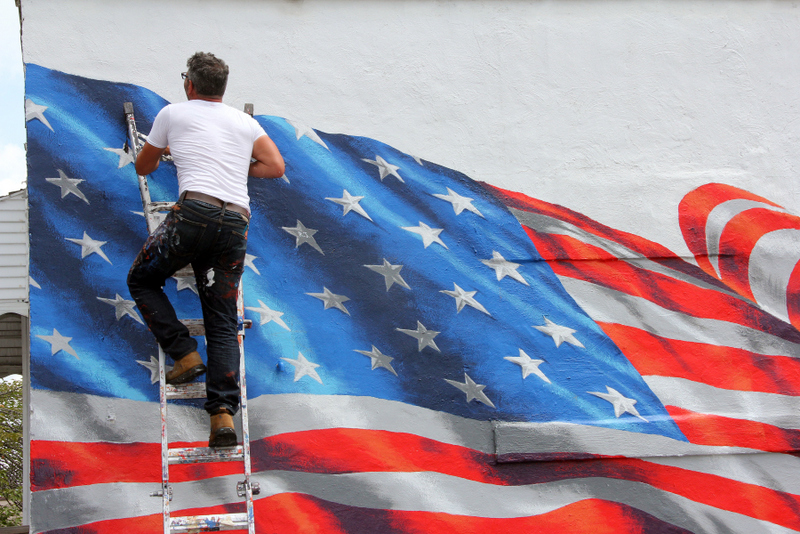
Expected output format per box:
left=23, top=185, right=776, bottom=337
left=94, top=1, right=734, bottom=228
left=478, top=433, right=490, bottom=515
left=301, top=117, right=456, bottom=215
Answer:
left=20, top=0, right=800, bottom=258
left=0, top=190, right=28, bottom=316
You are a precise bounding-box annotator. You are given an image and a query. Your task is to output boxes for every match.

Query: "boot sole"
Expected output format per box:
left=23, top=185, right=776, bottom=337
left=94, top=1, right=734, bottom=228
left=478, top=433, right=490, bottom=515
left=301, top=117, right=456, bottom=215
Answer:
left=209, top=427, right=237, bottom=448
left=166, top=364, right=207, bottom=385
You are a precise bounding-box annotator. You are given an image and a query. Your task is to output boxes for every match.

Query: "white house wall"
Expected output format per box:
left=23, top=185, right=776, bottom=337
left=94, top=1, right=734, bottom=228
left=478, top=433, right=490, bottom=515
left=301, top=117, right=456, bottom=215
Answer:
left=21, top=0, right=800, bottom=258
left=20, top=1, right=800, bottom=533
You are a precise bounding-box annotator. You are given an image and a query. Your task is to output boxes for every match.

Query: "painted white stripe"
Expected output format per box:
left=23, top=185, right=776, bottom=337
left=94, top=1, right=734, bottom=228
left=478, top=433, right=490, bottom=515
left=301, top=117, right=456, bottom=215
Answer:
left=35, top=389, right=772, bottom=461
left=644, top=375, right=800, bottom=430
left=557, top=275, right=800, bottom=358
left=31, top=389, right=494, bottom=453
left=493, top=420, right=758, bottom=460
left=705, top=198, right=785, bottom=276
left=749, top=228, right=800, bottom=324
left=509, top=208, right=745, bottom=300
left=30, top=469, right=796, bottom=534
left=645, top=452, right=800, bottom=495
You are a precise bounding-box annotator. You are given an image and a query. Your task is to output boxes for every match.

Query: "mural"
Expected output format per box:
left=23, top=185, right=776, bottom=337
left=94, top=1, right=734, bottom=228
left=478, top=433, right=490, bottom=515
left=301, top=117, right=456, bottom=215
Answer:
left=23, top=61, right=800, bottom=533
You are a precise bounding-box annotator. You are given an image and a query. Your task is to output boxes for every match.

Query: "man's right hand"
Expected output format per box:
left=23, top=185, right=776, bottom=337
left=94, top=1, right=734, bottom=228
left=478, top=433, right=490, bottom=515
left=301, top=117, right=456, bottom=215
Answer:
left=135, top=142, right=168, bottom=176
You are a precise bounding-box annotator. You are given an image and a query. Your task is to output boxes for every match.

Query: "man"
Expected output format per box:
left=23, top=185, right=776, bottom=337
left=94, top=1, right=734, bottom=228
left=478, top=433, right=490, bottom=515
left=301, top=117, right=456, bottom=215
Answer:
left=128, top=52, right=284, bottom=448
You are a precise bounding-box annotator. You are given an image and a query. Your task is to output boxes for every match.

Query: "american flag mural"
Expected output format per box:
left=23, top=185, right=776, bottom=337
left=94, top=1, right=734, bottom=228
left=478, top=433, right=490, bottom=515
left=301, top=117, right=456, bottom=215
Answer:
left=25, top=64, right=800, bottom=533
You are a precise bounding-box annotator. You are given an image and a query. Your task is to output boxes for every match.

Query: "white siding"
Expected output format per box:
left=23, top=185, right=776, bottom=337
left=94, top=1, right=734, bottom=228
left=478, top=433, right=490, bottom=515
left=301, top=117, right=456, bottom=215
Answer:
left=0, top=189, right=28, bottom=316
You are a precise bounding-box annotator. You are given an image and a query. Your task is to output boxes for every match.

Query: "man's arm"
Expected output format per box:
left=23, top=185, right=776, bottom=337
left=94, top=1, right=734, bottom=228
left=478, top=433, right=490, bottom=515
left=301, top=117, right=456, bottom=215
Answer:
left=249, top=135, right=285, bottom=178
left=135, top=142, right=168, bottom=176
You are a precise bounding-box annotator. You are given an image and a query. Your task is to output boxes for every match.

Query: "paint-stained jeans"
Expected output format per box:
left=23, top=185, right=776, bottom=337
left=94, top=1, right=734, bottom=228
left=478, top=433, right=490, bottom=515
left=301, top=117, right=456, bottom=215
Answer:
left=127, top=199, right=248, bottom=415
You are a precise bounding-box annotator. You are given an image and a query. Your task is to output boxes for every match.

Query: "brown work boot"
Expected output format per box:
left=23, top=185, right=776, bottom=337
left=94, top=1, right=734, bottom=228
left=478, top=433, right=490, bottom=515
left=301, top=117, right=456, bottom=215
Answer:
left=209, top=408, right=237, bottom=448
left=165, top=351, right=206, bottom=385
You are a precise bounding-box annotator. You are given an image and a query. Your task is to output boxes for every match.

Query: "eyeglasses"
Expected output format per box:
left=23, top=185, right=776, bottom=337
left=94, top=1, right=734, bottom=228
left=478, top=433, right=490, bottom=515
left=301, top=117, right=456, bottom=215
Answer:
left=181, top=72, right=189, bottom=80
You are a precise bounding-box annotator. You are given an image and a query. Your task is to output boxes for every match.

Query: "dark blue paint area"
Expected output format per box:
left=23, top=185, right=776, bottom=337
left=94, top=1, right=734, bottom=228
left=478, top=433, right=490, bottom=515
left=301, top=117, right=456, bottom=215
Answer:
left=26, top=64, right=687, bottom=441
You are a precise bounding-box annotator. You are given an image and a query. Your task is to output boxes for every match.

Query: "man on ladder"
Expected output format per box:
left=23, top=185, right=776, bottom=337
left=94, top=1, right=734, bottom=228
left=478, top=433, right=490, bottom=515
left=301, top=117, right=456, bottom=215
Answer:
left=127, top=51, right=284, bottom=448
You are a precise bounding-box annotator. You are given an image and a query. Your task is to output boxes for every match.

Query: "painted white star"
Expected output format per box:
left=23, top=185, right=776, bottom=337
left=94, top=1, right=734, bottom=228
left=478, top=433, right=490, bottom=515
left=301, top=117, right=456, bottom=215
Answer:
left=401, top=221, right=447, bottom=249
left=173, top=275, right=198, bottom=294
left=136, top=355, right=173, bottom=384
left=396, top=321, right=440, bottom=352
left=504, top=349, right=550, bottom=383
left=97, top=294, right=143, bottom=324
left=354, top=346, right=398, bottom=376
left=245, top=300, right=290, bottom=330
left=364, top=259, right=410, bottom=291
left=445, top=373, right=495, bottom=408
left=534, top=317, right=584, bottom=348
left=432, top=187, right=484, bottom=218
left=65, top=232, right=112, bottom=264
left=411, top=154, right=424, bottom=166
left=281, top=352, right=323, bottom=383
left=362, top=155, right=403, bottom=182
left=306, top=287, right=351, bottom=316
left=45, top=169, right=89, bottom=204
left=325, top=190, right=372, bottom=221
left=244, top=254, right=261, bottom=275
left=282, top=220, right=324, bottom=255
left=25, top=99, right=53, bottom=131
left=103, top=147, right=135, bottom=169
left=481, top=251, right=528, bottom=285
left=285, top=119, right=329, bottom=149
left=36, top=328, right=78, bottom=359
left=29, top=277, right=41, bottom=289
left=588, top=386, right=648, bottom=422
left=440, top=283, right=490, bottom=315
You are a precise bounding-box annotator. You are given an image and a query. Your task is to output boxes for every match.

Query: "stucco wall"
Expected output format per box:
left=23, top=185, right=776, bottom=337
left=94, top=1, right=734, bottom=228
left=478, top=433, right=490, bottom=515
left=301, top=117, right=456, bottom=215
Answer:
left=20, top=1, right=800, bottom=533
left=22, top=0, right=800, bottom=258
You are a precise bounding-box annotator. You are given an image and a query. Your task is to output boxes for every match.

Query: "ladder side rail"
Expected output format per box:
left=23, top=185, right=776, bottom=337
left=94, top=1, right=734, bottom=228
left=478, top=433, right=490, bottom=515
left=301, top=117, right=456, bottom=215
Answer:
left=123, top=102, right=159, bottom=234
left=158, top=346, right=171, bottom=534
left=241, top=101, right=256, bottom=533
left=237, top=285, right=256, bottom=534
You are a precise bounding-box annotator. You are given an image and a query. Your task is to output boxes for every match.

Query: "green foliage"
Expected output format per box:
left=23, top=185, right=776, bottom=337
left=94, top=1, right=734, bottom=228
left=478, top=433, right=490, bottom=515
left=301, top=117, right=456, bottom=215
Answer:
left=0, top=378, right=22, bottom=527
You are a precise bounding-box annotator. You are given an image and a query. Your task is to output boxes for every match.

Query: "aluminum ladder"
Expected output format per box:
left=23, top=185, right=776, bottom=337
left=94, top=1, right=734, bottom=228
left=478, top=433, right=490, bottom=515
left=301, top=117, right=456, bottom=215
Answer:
left=123, top=101, right=258, bottom=534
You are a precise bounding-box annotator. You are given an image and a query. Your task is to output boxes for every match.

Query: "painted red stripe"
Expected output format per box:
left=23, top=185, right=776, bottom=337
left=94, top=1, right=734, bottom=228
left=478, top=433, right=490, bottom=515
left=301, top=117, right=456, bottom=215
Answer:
left=29, top=440, right=246, bottom=491
left=31, top=431, right=800, bottom=529
left=666, top=405, right=800, bottom=452
left=251, top=428, right=499, bottom=482
left=526, top=228, right=782, bottom=329
left=370, top=499, right=694, bottom=534
left=788, top=260, right=800, bottom=330
left=31, top=429, right=498, bottom=491
left=716, top=208, right=800, bottom=302
left=38, top=495, right=693, bottom=534
left=619, top=458, right=800, bottom=530
left=487, top=183, right=734, bottom=293
left=485, top=183, right=680, bottom=260
left=598, top=323, right=800, bottom=396
left=527, top=226, right=800, bottom=345
left=678, top=183, right=782, bottom=278
left=30, top=441, right=160, bottom=491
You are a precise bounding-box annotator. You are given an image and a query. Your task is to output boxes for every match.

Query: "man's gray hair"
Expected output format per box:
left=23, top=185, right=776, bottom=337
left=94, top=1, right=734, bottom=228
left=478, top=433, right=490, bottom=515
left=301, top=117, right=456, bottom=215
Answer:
left=186, top=52, right=229, bottom=97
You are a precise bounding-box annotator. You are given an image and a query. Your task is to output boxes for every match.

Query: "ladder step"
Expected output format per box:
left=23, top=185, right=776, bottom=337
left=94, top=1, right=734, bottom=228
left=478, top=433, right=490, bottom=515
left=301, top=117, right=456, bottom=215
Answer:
left=166, top=381, right=206, bottom=399
left=170, top=512, right=248, bottom=533
left=168, top=445, right=243, bottom=465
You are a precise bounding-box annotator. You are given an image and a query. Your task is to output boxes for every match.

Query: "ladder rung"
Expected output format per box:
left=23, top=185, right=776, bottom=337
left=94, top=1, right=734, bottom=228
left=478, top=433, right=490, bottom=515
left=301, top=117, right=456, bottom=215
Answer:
left=166, top=381, right=206, bottom=399
left=170, top=512, right=248, bottom=532
left=168, top=445, right=243, bottom=464
left=179, top=318, right=205, bottom=336
left=147, top=201, right=175, bottom=213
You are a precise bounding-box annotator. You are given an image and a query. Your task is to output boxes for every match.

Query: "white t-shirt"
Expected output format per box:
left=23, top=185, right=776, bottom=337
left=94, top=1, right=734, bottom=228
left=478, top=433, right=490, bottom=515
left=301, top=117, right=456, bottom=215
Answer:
left=147, top=100, right=267, bottom=211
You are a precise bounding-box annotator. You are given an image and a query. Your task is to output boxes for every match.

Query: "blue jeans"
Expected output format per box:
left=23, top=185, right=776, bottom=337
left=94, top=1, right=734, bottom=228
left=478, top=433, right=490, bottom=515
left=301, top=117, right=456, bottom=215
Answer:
left=127, top=199, right=248, bottom=415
